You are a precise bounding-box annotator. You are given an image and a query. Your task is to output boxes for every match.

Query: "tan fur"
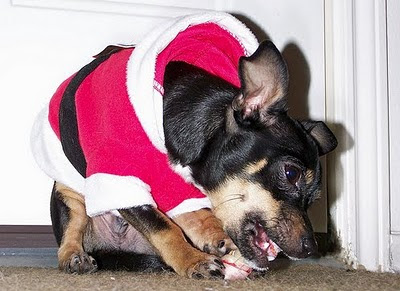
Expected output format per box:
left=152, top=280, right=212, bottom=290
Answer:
left=173, top=209, right=235, bottom=255
left=276, top=209, right=309, bottom=252
left=55, top=182, right=88, bottom=269
left=290, top=213, right=307, bottom=239
left=141, top=209, right=221, bottom=277
left=208, top=177, right=281, bottom=230
left=244, top=159, right=268, bottom=175
left=305, top=169, right=314, bottom=185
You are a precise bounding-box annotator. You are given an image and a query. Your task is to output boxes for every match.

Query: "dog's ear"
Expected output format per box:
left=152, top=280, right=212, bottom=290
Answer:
left=301, top=120, right=338, bottom=156
left=233, top=41, right=289, bottom=127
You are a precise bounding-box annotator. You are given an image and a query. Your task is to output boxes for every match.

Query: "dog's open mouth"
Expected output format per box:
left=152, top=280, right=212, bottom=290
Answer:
left=231, top=217, right=283, bottom=270
left=251, top=222, right=281, bottom=262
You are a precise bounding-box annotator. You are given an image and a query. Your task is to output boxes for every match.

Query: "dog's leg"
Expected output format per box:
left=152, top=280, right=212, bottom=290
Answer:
left=51, top=182, right=98, bottom=274
left=173, top=209, right=236, bottom=256
left=119, top=206, right=225, bottom=278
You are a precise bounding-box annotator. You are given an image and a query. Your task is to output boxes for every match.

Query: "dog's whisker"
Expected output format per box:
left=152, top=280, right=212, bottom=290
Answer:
left=214, top=195, right=244, bottom=210
left=224, top=193, right=244, bottom=198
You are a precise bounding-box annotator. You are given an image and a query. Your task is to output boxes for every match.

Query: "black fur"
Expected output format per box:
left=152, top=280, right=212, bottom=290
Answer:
left=50, top=182, right=69, bottom=246
left=89, top=250, right=169, bottom=272
left=163, top=62, right=238, bottom=166
left=119, top=205, right=170, bottom=234
left=301, top=120, right=338, bottom=155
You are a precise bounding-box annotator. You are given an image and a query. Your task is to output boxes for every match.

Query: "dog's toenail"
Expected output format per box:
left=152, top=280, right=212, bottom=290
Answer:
left=214, top=259, right=225, bottom=269
left=210, top=269, right=223, bottom=278
left=203, top=245, right=210, bottom=253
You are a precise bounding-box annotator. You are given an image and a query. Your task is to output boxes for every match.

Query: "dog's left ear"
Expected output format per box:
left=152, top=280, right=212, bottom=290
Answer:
left=301, top=120, right=338, bottom=156
left=233, top=41, right=289, bottom=127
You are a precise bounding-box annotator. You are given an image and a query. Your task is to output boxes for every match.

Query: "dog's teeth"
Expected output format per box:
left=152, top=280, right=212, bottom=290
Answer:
left=262, top=241, right=270, bottom=250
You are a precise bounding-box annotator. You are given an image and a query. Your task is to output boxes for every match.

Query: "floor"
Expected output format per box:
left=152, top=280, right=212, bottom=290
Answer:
left=0, top=247, right=345, bottom=269
left=1, top=248, right=400, bottom=291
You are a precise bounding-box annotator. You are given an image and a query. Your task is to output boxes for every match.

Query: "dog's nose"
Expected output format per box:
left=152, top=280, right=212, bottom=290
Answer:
left=302, top=237, right=320, bottom=258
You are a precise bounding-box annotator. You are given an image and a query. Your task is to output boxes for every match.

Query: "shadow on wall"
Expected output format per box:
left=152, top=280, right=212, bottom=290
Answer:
left=282, top=43, right=310, bottom=120
left=232, top=13, right=311, bottom=120
left=326, top=122, right=354, bottom=252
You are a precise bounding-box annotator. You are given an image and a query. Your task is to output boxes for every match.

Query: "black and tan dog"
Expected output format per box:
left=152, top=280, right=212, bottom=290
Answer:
left=50, top=40, right=337, bottom=278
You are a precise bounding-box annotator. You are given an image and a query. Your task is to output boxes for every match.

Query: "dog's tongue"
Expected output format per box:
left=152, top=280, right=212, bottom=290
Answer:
left=254, top=223, right=281, bottom=261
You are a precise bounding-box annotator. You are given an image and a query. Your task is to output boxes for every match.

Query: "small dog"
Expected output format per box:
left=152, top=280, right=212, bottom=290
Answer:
left=33, top=14, right=337, bottom=279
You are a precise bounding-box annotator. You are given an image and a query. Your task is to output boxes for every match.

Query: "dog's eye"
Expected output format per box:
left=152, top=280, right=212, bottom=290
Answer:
left=285, top=165, right=301, bottom=185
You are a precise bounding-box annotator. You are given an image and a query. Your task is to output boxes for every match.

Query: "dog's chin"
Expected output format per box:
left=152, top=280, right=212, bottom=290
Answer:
left=235, top=221, right=281, bottom=270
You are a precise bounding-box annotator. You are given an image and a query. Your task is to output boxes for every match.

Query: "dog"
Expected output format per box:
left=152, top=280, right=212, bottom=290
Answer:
left=32, top=13, right=337, bottom=279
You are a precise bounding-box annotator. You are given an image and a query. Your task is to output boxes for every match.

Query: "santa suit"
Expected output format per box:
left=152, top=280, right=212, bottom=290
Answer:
left=31, top=12, right=258, bottom=217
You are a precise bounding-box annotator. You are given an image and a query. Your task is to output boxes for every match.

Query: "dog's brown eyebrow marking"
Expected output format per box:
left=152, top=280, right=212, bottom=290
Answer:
left=305, top=169, right=314, bottom=184
left=244, top=158, right=268, bottom=175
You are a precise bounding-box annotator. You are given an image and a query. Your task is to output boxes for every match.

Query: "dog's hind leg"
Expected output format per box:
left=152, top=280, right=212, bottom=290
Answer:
left=50, top=182, right=98, bottom=274
left=173, top=209, right=236, bottom=256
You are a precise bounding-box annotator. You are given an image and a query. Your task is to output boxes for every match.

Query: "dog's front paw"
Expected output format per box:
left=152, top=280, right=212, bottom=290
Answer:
left=202, top=234, right=236, bottom=257
left=186, top=254, right=225, bottom=279
left=62, top=252, right=98, bottom=274
left=173, top=209, right=237, bottom=257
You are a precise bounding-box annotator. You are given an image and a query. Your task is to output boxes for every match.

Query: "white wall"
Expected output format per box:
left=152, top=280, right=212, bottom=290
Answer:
left=0, top=0, right=326, bottom=227
left=0, top=2, right=165, bottom=225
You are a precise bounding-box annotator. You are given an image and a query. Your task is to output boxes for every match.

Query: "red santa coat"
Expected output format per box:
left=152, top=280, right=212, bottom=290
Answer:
left=31, top=12, right=258, bottom=217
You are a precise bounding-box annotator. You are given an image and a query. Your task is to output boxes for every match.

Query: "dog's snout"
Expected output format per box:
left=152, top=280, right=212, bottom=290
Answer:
left=301, top=236, right=319, bottom=258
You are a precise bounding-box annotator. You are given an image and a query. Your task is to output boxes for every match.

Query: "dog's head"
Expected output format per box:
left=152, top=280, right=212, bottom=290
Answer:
left=205, top=41, right=337, bottom=269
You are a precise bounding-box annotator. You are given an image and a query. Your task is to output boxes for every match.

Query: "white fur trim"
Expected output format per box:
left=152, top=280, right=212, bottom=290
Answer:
left=170, top=162, right=195, bottom=184
left=170, top=162, right=206, bottom=193
left=126, top=12, right=259, bottom=154
left=31, top=107, right=156, bottom=217
left=166, top=197, right=212, bottom=218
left=30, top=107, right=85, bottom=193
left=85, top=173, right=155, bottom=217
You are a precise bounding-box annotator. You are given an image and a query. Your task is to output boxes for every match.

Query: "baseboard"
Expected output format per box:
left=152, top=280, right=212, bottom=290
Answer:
left=0, top=225, right=57, bottom=248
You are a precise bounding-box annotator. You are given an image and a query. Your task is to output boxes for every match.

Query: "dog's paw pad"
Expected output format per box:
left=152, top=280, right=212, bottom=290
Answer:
left=66, top=253, right=98, bottom=274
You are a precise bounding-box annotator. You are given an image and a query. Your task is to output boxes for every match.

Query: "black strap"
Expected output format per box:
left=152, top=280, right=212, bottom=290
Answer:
left=59, top=54, right=112, bottom=177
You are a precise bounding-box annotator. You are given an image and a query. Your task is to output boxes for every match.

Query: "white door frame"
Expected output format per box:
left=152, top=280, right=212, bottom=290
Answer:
left=387, top=0, right=400, bottom=272
left=325, top=0, right=391, bottom=271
